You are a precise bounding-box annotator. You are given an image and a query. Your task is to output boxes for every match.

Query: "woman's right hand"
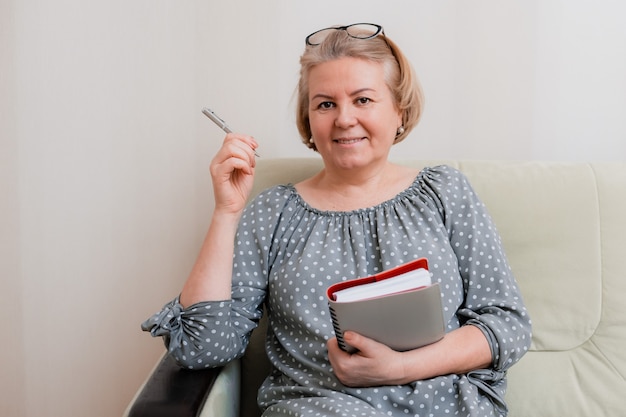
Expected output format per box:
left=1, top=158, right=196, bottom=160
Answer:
left=209, top=133, right=259, bottom=216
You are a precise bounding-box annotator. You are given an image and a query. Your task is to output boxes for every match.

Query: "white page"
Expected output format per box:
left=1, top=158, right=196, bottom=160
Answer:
left=334, top=268, right=431, bottom=302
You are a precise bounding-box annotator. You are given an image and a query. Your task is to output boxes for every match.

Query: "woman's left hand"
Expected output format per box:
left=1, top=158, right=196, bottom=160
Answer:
left=327, top=325, right=493, bottom=387
left=327, top=331, right=406, bottom=387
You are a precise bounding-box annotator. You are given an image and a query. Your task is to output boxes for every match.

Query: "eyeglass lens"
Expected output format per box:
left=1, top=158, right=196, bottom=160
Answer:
left=306, top=23, right=382, bottom=46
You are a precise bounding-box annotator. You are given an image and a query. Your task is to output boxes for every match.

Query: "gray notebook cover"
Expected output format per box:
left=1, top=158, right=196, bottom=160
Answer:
left=328, top=283, right=445, bottom=353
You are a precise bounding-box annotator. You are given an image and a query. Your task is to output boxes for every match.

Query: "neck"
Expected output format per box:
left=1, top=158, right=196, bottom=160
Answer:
left=297, top=162, right=419, bottom=211
left=319, top=163, right=390, bottom=193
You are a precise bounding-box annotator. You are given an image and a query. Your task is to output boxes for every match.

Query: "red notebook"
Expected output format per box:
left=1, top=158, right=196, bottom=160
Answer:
left=327, top=258, right=445, bottom=353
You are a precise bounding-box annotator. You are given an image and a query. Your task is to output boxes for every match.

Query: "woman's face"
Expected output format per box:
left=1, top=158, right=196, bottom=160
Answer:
left=307, top=57, right=402, bottom=172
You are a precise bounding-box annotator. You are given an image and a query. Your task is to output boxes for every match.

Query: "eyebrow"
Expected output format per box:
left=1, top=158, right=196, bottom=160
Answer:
left=311, top=88, right=377, bottom=102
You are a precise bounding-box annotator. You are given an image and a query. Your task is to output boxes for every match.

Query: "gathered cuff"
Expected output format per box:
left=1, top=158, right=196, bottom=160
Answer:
left=141, top=297, right=230, bottom=354
left=466, top=368, right=508, bottom=414
left=141, top=297, right=182, bottom=352
left=464, top=319, right=499, bottom=368
left=461, top=318, right=508, bottom=413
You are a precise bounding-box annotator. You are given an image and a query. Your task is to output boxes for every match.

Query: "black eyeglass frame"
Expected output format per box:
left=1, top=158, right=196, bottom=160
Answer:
left=305, top=23, right=385, bottom=46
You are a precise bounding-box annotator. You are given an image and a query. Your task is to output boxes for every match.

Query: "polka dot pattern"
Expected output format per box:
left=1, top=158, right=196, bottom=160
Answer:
left=142, top=165, right=531, bottom=417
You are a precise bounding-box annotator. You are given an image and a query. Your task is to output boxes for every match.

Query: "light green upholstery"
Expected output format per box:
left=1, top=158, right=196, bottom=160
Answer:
left=129, top=159, right=626, bottom=417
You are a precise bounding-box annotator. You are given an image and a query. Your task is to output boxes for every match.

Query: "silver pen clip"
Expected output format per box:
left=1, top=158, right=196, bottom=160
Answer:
left=202, top=108, right=232, bottom=133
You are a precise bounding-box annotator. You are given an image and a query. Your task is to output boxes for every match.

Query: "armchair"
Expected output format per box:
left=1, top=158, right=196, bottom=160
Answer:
left=126, top=158, right=626, bottom=417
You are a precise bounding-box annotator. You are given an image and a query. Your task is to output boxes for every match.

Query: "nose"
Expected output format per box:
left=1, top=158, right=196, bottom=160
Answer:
left=334, top=104, right=358, bottom=129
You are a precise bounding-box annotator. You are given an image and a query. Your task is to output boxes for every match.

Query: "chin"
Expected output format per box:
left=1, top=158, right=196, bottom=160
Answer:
left=329, top=155, right=380, bottom=171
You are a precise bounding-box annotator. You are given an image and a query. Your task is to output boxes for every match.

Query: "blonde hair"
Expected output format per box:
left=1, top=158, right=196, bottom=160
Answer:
left=296, top=27, right=424, bottom=150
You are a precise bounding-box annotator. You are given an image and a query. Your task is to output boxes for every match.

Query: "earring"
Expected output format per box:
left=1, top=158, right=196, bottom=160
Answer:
left=309, top=137, right=314, bottom=143
left=396, top=126, right=405, bottom=136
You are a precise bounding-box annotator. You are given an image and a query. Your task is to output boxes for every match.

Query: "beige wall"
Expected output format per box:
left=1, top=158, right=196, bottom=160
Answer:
left=2, top=2, right=25, bottom=414
left=2, top=1, right=625, bottom=416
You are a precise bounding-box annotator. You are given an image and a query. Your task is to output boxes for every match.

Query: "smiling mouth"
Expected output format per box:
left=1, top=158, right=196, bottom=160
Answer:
left=334, top=137, right=366, bottom=145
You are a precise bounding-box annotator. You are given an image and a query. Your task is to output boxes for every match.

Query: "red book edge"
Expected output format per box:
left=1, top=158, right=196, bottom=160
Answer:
left=326, top=257, right=429, bottom=301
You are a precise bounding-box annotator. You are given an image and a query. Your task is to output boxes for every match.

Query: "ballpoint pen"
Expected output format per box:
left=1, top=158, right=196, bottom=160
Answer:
left=201, top=107, right=260, bottom=157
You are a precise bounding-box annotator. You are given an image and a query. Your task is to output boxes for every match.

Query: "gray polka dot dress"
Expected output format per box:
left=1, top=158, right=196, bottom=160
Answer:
left=143, top=165, right=532, bottom=417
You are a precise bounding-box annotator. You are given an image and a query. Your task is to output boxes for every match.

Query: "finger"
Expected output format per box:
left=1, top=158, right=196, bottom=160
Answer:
left=327, top=337, right=344, bottom=357
left=222, top=133, right=258, bottom=158
left=343, top=332, right=384, bottom=357
left=219, top=135, right=257, bottom=168
left=213, top=138, right=256, bottom=174
left=237, top=134, right=259, bottom=157
left=326, top=338, right=354, bottom=384
left=211, top=151, right=251, bottom=175
left=210, top=156, right=255, bottom=188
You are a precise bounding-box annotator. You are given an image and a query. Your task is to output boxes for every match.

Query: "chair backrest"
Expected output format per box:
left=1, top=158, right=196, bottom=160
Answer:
left=239, top=158, right=626, bottom=417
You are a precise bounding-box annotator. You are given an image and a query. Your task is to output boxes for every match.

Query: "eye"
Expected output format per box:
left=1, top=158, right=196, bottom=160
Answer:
left=317, top=101, right=335, bottom=110
left=356, top=97, right=372, bottom=105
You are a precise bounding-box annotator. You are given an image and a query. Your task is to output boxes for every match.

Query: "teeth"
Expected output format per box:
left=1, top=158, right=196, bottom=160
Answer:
left=337, top=138, right=362, bottom=144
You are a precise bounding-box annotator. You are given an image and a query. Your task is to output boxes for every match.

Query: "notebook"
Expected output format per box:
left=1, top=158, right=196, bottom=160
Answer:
left=326, top=258, right=445, bottom=353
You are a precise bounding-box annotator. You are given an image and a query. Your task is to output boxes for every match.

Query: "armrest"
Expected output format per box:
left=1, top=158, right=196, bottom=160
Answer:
left=124, top=352, right=240, bottom=417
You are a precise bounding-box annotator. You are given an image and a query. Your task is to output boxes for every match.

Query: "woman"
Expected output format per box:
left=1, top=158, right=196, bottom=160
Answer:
left=143, top=23, right=532, bottom=416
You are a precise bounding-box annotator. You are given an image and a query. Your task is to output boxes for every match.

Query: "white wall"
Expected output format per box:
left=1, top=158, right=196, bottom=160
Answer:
left=208, top=0, right=626, bottom=162
left=2, top=1, right=625, bottom=416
